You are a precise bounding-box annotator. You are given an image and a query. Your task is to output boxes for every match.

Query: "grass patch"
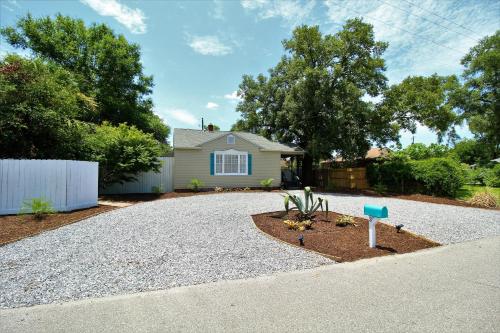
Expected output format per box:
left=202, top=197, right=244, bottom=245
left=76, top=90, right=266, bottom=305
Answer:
left=456, top=185, right=500, bottom=201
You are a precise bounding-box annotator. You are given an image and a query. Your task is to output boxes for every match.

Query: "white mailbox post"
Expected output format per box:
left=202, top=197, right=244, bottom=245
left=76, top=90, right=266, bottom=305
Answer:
left=363, top=205, right=389, bottom=248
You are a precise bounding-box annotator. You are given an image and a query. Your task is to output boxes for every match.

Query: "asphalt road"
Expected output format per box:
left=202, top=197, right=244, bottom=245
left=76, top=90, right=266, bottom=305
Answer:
left=2, top=236, right=499, bottom=333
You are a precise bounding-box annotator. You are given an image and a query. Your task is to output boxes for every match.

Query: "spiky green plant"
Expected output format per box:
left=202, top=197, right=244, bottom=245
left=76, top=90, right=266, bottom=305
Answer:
left=19, top=198, right=56, bottom=220
left=283, top=187, right=328, bottom=221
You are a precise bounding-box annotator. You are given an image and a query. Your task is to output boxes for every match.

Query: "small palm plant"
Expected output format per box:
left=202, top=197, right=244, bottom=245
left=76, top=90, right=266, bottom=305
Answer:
left=283, top=187, right=328, bottom=221
left=19, top=198, right=56, bottom=220
left=189, top=178, right=204, bottom=192
left=260, top=178, right=274, bottom=191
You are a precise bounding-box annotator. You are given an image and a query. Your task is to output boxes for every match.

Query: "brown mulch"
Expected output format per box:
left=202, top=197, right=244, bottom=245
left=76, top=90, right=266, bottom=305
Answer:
left=252, top=210, right=440, bottom=262
left=319, top=188, right=498, bottom=210
left=99, top=188, right=282, bottom=203
left=0, top=205, right=117, bottom=246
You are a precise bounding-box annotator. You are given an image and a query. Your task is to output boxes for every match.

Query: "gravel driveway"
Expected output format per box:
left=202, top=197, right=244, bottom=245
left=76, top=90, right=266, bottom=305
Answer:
left=1, top=192, right=499, bottom=308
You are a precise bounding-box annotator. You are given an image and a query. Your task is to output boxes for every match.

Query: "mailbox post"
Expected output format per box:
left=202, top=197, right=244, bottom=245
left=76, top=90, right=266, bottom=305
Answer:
left=363, top=204, right=388, bottom=248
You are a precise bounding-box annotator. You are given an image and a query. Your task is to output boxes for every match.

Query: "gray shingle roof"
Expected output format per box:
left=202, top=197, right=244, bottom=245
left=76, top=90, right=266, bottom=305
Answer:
left=173, top=128, right=303, bottom=154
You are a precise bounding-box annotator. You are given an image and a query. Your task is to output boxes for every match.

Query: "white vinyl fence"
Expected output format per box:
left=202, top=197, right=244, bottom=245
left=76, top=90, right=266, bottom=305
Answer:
left=0, top=159, right=98, bottom=215
left=101, top=157, right=173, bottom=194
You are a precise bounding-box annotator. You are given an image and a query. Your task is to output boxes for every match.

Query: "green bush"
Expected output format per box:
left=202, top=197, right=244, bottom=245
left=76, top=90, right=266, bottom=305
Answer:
left=484, top=164, right=500, bottom=187
left=19, top=198, right=56, bottom=220
left=367, top=155, right=414, bottom=193
left=410, top=158, right=466, bottom=197
left=465, top=167, right=489, bottom=185
left=189, top=178, right=204, bottom=192
left=151, top=184, right=164, bottom=195
left=260, top=178, right=274, bottom=190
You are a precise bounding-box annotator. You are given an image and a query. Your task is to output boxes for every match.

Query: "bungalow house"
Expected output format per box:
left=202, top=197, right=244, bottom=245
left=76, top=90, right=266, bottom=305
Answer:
left=173, top=128, right=304, bottom=190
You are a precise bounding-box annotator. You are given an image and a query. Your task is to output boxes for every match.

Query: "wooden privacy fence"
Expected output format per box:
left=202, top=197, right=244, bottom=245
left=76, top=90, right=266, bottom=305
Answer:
left=315, top=167, right=369, bottom=190
left=101, top=157, right=174, bottom=194
left=0, top=159, right=98, bottom=215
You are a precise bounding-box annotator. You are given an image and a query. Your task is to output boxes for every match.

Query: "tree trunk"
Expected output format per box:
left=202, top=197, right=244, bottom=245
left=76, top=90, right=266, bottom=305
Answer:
left=302, top=153, right=314, bottom=186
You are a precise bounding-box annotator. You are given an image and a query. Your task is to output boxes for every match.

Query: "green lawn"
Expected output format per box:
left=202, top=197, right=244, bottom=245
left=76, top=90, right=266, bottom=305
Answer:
left=456, top=185, right=500, bottom=201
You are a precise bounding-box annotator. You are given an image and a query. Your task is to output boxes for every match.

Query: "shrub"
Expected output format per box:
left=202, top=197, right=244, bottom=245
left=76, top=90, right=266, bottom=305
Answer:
left=151, top=185, right=164, bottom=195
left=189, top=178, right=204, bottom=192
left=467, top=192, right=498, bottom=208
left=410, top=158, right=466, bottom=197
left=484, top=164, right=500, bottom=187
left=19, top=198, right=55, bottom=220
left=466, top=167, right=489, bottom=185
left=284, top=187, right=328, bottom=221
left=283, top=219, right=313, bottom=231
left=335, top=215, right=357, bottom=227
left=372, top=183, right=388, bottom=195
left=367, top=155, right=414, bottom=193
left=260, top=178, right=274, bottom=190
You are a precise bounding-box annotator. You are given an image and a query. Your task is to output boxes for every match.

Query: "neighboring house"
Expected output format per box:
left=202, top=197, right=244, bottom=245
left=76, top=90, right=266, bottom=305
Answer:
left=173, top=128, right=303, bottom=190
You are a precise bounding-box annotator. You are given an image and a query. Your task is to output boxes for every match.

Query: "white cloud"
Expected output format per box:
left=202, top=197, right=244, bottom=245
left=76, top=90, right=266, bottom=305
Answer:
left=210, top=0, right=225, bottom=20
left=166, top=109, right=198, bottom=126
left=187, top=35, right=233, bottom=56
left=206, top=102, right=219, bottom=110
left=241, top=0, right=316, bottom=26
left=80, top=0, right=147, bottom=34
left=224, top=91, right=242, bottom=102
left=323, top=0, right=500, bottom=84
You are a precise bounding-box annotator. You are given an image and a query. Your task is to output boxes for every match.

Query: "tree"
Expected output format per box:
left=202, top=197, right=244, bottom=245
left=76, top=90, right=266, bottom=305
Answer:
left=0, top=55, right=93, bottom=159
left=85, top=122, right=162, bottom=187
left=203, top=123, right=220, bottom=131
left=376, top=74, right=461, bottom=143
left=456, top=31, right=499, bottom=154
left=233, top=20, right=390, bottom=184
left=1, top=14, right=170, bottom=142
left=451, top=138, right=493, bottom=165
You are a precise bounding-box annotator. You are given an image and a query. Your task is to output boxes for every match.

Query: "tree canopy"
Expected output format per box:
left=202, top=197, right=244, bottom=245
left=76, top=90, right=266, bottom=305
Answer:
left=1, top=14, right=169, bottom=142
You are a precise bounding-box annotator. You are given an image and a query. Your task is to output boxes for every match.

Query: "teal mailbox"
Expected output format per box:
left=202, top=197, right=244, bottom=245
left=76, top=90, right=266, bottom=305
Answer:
left=363, top=204, right=389, bottom=248
left=364, top=204, right=388, bottom=219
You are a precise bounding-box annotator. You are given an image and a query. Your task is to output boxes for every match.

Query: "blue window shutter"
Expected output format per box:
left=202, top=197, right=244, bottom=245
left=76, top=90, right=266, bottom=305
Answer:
left=210, top=153, right=214, bottom=175
left=247, top=154, right=252, bottom=175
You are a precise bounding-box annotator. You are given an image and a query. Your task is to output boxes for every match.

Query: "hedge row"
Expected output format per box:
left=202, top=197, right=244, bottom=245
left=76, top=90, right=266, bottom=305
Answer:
left=367, top=157, right=467, bottom=197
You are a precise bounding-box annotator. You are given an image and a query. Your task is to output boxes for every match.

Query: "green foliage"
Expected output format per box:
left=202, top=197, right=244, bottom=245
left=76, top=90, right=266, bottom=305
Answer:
left=19, top=198, right=56, bottom=220
left=232, top=20, right=390, bottom=183
left=189, top=178, right=204, bottom=192
left=85, top=122, right=161, bottom=187
left=367, top=154, right=414, bottom=193
left=372, top=183, right=388, bottom=195
left=0, top=55, right=93, bottom=159
left=151, top=184, right=164, bottom=195
left=400, top=143, right=450, bottom=160
left=484, top=164, right=500, bottom=187
left=466, top=167, right=489, bottom=185
left=376, top=75, right=461, bottom=142
left=283, top=187, right=328, bottom=221
left=451, top=139, right=494, bottom=165
left=335, top=215, right=357, bottom=227
left=260, top=178, right=274, bottom=189
left=457, top=31, right=499, bottom=154
left=1, top=14, right=170, bottom=142
left=410, top=158, right=467, bottom=197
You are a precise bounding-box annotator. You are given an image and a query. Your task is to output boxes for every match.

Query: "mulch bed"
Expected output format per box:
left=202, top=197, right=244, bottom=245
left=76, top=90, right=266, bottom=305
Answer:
left=252, top=210, right=440, bottom=262
left=99, top=189, right=282, bottom=203
left=0, top=205, right=117, bottom=246
left=319, top=188, right=498, bottom=210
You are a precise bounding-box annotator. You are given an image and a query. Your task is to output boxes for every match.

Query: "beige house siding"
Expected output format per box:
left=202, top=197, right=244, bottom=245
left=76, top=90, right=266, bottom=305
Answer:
left=174, top=134, right=281, bottom=189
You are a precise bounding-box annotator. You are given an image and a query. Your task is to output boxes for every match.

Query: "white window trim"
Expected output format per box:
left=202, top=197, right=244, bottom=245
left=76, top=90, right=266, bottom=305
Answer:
left=227, top=134, right=235, bottom=144
left=214, top=149, right=248, bottom=176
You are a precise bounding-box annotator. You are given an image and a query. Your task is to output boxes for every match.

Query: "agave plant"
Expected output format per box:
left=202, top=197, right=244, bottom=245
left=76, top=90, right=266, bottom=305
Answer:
left=283, top=187, right=328, bottom=221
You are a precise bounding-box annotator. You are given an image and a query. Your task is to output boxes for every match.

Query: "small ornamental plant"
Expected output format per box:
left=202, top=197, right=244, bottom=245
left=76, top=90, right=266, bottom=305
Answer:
left=19, top=198, right=56, bottom=220
left=283, top=187, right=329, bottom=221
left=260, top=178, right=274, bottom=191
left=189, top=178, right=204, bottom=192
left=335, top=215, right=357, bottom=227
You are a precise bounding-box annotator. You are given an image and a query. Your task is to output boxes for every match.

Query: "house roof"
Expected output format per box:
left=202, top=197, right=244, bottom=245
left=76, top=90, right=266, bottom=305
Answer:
left=173, top=129, right=304, bottom=155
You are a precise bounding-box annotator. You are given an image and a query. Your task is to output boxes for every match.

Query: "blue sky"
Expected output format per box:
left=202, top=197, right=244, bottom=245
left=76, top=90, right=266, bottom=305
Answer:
left=1, top=0, right=499, bottom=147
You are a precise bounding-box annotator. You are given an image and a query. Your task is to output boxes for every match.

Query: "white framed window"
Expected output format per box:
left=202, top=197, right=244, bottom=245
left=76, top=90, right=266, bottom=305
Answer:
left=227, top=134, right=235, bottom=144
left=214, top=150, right=248, bottom=175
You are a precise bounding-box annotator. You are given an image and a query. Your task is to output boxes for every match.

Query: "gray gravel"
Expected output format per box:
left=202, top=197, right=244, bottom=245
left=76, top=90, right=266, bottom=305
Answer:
left=1, top=192, right=499, bottom=309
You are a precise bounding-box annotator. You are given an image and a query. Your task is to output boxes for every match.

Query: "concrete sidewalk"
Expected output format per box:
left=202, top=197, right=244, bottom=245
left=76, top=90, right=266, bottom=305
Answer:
left=2, top=236, right=499, bottom=333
